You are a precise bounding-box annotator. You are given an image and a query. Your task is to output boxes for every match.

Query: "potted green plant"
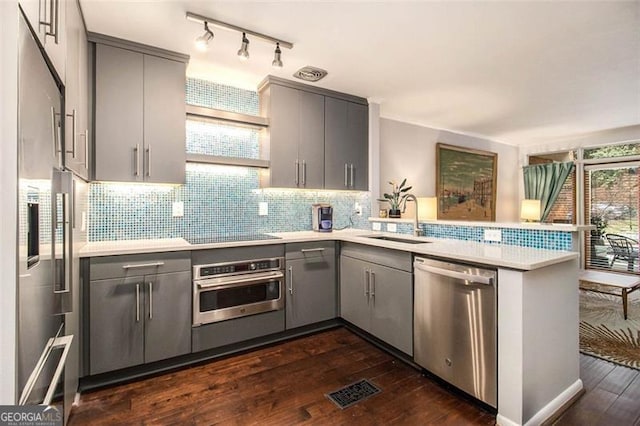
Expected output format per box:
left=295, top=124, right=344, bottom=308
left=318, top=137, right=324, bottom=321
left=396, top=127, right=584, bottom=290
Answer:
left=378, top=179, right=412, bottom=218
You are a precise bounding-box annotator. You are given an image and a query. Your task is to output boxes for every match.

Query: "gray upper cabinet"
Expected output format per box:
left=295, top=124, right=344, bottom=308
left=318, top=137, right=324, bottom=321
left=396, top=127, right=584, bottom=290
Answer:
left=142, top=54, right=186, bottom=184
left=340, top=244, right=413, bottom=355
left=94, top=44, right=144, bottom=182
left=63, top=0, right=89, bottom=179
left=259, top=76, right=367, bottom=190
left=285, top=242, right=337, bottom=329
left=261, top=83, right=325, bottom=188
left=93, top=39, right=187, bottom=184
left=325, top=98, right=369, bottom=191
left=19, top=0, right=66, bottom=81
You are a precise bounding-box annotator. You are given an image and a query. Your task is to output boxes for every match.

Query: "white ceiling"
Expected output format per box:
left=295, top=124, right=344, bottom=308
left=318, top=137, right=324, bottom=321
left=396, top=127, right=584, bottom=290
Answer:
left=80, top=0, right=640, bottom=147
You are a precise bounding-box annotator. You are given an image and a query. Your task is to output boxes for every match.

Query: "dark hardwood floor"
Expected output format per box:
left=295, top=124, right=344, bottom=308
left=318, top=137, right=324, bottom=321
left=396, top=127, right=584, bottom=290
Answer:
left=69, top=328, right=495, bottom=425
left=69, top=327, right=640, bottom=425
left=554, top=354, right=640, bottom=425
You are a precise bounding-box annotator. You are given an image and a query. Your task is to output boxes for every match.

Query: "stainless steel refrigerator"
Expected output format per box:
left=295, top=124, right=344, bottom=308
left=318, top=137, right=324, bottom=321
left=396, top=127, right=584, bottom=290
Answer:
left=17, top=8, right=86, bottom=424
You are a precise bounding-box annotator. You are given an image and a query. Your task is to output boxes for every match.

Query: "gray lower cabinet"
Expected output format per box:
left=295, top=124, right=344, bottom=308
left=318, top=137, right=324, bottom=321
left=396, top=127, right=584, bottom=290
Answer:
left=340, top=244, right=413, bottom=355
left=285, top=242, right=337, bottom=329
left=324, top=97, right=368, bottom=191
left=88, top=253, right=191, bottom=375
left=93, top=42, right=186, bottom=184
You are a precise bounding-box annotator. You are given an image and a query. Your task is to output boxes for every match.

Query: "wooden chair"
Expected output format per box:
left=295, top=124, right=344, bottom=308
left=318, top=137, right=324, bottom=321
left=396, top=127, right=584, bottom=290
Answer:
left=605, top=234, right=639, bottom=272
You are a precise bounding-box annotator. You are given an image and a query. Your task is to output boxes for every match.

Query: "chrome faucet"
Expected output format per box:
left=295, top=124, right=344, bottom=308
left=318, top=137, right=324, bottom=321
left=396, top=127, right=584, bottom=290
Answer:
left=403, top=194, right=423, bottom=237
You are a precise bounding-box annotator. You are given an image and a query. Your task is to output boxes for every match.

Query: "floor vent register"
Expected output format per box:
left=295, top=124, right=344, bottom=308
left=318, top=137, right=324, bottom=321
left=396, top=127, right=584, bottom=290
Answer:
left=325, top=379, right=381, bottom=409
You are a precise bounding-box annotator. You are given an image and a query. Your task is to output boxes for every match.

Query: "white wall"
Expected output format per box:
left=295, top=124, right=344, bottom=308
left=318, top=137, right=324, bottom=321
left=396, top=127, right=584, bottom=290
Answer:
left=379, top=118, right=520, bottom=222
left=0, top=0, right=18, bottom=404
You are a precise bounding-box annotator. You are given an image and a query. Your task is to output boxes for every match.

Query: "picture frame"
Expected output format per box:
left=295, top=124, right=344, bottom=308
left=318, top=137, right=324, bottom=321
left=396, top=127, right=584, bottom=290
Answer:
left=436, top=143, right=498, bottom=221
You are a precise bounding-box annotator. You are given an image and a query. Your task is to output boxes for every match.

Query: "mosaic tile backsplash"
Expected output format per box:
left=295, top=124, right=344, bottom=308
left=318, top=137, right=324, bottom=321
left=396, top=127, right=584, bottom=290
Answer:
left=380, top=222, right=573, bottom=251
left=89, top=164, right=371, bottom=241
left=185, top=78, right=258, bottom=115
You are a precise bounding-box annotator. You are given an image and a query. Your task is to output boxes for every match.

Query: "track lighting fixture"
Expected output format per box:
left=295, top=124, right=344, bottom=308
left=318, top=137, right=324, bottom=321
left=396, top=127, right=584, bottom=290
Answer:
left=195, top=22, right=214, bottom=52
left=272, top=42, right=283, bottom=68
left=186, top=12, right=293, bottom=66
left=237, top=32, right=250, bottom=60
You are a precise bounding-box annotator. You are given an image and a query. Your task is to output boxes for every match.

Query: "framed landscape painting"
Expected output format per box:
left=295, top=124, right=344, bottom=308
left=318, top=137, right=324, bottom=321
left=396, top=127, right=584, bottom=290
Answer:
left=436, top=143, right=497, bottom=221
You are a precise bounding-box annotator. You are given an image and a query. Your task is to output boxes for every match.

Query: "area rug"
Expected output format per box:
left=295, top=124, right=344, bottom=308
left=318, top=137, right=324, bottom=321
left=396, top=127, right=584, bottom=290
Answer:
left=579, top=289, right=640, bottom=370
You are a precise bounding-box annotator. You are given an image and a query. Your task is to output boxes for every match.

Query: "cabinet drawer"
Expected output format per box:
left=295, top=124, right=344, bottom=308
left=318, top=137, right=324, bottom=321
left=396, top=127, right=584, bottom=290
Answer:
left=192, top=310, right=285, bottom=352
left=340, top=242, right=412, bottom=272
left=286, top=241, right=335, bottom=260
left=90, top=251, right=191, bottom=280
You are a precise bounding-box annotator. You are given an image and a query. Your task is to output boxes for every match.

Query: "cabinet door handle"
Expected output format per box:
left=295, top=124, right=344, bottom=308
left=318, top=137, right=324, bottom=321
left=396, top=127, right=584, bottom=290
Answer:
left=148, top=282, right=153, bottom=320
left=350, top=164, right=355, bottom=188
left=133, top=144, right=140, bottom=176
left=295, top=160, right=300, bottom=186
left=301, top=160, right=306, bottom=186
left=300, top=248, right=325, bottom=253
left=135, top=283, right=140, bottom=322
left=65, top=109, right=77, bottom=159
left=50, top=107, right=61, bottom=156
left=344, top=164, right=349, bottom=187
left=84, top=128, right=90, bottom=168
left=288, top=266, right=293, bottom=294
left=53, top=0, right=59, bottom=43
left=146, top=145, right=152, bottom=177
left=370, top=271, right=376, bottom=299
left=122, top=262, right=165, bottom=270
left=40, top=0, right=58, bottom=43
left=364, top=269, right=370, bottom=297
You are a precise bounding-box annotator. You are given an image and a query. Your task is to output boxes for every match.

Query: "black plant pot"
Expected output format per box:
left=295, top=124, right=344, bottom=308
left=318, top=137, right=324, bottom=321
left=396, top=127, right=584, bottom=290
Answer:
left=388, top=209, right=401, bottom=218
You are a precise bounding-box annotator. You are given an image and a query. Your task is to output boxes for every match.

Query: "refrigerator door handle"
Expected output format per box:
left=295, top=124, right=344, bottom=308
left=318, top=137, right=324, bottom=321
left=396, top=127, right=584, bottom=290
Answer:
left=52, top=170, right=73, bottom=314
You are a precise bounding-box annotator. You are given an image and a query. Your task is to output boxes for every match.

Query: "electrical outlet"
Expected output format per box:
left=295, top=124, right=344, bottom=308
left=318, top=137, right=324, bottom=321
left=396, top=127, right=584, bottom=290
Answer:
left=259, top=202, right=268, bottom=216
left=484, top=229, right=502, bottom=242
left=387, top=223, right=397, bottom=233
left=372, top=222, right=382, bottom=231
left=354, top=202, right=362, bottom=216
left=172, top=201, right=184, bottom=217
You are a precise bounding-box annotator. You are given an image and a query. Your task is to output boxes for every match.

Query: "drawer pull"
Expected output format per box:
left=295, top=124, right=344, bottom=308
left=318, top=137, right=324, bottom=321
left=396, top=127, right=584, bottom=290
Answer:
left=122, top=262, right=165, bottom=270
left=300, top=248, right=325, bottom=253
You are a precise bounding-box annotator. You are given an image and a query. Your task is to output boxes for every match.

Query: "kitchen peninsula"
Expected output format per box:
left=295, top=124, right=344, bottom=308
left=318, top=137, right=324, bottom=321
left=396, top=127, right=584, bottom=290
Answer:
left=80, top=229, right=581, bottom=426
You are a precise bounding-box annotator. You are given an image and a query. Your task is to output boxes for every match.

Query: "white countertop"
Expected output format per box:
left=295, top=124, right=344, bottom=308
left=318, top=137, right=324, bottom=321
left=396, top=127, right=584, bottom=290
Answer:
left=80, top=229, right=578, bottom=271
left=368, top=217, right=594, bottom=232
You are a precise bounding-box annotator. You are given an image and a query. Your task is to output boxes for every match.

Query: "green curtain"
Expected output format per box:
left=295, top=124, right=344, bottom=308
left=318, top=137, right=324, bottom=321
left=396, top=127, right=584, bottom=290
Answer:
left=523, top=162, right=574, bottom=222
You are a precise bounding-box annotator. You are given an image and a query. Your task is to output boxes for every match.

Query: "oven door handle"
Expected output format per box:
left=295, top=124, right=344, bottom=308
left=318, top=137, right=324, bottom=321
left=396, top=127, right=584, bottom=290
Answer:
left=196, top=271, right=284, bottom=290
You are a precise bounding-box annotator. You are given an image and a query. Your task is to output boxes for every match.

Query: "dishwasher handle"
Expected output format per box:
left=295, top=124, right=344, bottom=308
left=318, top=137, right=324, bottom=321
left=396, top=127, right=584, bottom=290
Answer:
left=414, top=262, right=494, bottom=285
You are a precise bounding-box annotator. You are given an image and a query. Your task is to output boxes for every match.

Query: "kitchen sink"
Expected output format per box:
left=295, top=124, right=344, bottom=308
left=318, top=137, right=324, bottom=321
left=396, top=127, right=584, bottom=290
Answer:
left=363, top=235, right=430, bottom=244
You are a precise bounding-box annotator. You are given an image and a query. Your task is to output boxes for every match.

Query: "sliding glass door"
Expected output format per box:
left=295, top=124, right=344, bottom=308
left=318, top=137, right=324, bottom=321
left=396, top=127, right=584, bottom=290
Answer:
left=585, top=162, right=639, bottom=273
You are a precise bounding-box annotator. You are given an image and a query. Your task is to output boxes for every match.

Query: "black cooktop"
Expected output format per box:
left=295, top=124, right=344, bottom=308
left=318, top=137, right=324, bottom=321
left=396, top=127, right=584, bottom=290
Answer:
left=186, top=234, right=282, bottom=245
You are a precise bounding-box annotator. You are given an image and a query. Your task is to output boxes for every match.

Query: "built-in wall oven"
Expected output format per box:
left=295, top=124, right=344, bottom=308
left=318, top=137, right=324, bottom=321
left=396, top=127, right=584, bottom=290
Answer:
left=192, top=257, right=285, bottom=326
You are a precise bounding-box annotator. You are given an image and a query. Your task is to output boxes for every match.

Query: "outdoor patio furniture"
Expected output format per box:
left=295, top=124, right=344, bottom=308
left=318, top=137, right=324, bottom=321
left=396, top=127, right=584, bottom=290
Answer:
left=605, top=233, right=639, bottom=272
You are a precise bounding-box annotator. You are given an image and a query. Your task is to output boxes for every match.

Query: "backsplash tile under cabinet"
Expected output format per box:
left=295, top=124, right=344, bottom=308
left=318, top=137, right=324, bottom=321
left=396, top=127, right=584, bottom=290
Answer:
left=186, top=78, right=259, bottom=115
left=88, top=164, right=371, bottom=242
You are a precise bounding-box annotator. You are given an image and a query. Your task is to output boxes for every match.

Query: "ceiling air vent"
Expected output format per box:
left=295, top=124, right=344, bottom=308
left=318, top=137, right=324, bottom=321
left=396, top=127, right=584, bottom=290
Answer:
left=293, top=66, right=328, bottom=82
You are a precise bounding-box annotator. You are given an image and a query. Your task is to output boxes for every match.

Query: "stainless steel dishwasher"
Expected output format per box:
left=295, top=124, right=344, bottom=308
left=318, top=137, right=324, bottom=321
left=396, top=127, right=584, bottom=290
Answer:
left=413, top=256, right=497, bottom=408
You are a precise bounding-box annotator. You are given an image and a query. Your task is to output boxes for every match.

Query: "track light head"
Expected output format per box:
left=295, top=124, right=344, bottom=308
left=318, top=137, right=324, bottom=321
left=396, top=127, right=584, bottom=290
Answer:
left=195, top=22, right=214, bottom=51
left=272, top=42, right=283, bottom=68
left=237, top=32, right=250, bottom=60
